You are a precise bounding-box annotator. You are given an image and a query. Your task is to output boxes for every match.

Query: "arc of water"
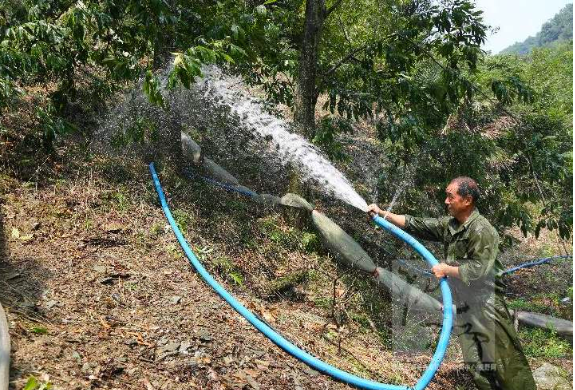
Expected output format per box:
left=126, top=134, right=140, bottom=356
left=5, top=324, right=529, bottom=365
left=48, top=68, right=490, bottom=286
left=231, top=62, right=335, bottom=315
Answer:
left=197, top=66, right=368, bottom=212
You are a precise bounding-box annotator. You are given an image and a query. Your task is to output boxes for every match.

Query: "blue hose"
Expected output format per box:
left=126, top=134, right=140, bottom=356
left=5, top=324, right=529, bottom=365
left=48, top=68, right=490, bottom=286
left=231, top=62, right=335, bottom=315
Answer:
left=501, top=255, right=572, bottom=275
left=150, top=163, right=452, bottom=390
left=393, top=255, right=573, bottom=278
left=372, top=216, right=453, bottom=390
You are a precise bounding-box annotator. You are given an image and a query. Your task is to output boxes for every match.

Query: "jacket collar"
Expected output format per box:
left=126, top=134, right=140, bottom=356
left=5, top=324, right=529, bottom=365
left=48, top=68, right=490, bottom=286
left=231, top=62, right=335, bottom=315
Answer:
left=448, top=208, right=480, bottom=235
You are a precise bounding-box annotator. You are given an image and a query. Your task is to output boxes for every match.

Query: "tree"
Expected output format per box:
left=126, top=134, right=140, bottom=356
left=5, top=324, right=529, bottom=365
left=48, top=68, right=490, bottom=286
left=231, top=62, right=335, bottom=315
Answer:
left=293, top=0, right=341, bottom=136
left=378, top=41, right=572, bottom=242
left=500, top=3, right=573, bottom=55
left=254, top=0, right=488, bottom=141
left=0, top=0, right=264, bottom=150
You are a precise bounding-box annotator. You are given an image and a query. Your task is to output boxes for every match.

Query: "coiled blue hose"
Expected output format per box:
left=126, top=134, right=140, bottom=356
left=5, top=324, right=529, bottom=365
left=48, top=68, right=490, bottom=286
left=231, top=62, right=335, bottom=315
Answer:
left=150, top=163, right=452, bottom=390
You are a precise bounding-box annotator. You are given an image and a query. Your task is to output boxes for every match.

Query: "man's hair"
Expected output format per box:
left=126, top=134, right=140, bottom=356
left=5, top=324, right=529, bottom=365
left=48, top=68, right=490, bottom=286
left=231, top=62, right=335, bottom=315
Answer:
left=450, top=177, right=480, bottom=204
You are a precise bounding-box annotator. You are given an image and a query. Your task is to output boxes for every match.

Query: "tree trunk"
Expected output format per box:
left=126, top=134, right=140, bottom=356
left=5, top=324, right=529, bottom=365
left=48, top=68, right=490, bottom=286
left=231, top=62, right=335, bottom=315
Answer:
left=284, top=164, right=313, bottom=230
left=294, top=0, right=326, bottom=139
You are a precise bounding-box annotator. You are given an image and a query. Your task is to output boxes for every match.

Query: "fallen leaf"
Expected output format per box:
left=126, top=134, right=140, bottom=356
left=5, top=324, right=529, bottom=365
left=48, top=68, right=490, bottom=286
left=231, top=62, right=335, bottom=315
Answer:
left=143, top=378, right=155, bottom=390
left=11, top=227, right=19, bottom=238
left=254, top=359, right=269, bottom=370
left=261, top=309, right=275, bottom=322
left=244, top=368, right=261, bottom=378
left=100, top=317, right=111, bottom=329
left=104, top=222, right=124, bottom=233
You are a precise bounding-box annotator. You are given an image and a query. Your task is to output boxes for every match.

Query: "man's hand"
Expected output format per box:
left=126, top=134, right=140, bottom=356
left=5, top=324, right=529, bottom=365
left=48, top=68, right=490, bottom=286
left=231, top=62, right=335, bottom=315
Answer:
left=367, top=204, right=383, bottom=217
left=431, top=263, right=459, bottom=279
left=367, top=204, right=407, bottom=228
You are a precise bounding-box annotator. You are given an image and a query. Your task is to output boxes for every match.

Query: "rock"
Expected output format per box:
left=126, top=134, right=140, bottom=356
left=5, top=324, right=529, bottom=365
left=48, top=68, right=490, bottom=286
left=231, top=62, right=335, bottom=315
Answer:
left=45, top=300, right=58, bottom=309
left=81, top=362, right=92, bottom=374
left=170, top=296, right=182, bottom=305
left=160, top=342, right=181, bottom=353
left=71, top=351, right=82, bottom=362
left=532, top=363, right=571, bottom=390
left=179, top=341, right=192, bottom=354
left=156, top=342, right=181, bottom=361
left=93, top=265, right=107, bottom=274
left=198, top=331, right=212, bottom=343
left=302, top=367, right=319, bottom=377
left=125, top=338, right=138, bottom=346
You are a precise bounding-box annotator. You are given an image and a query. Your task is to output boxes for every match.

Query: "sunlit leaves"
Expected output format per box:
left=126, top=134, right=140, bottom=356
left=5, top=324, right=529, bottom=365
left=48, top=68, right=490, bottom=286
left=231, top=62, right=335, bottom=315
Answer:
left=143, top=70, right=166, bottom=108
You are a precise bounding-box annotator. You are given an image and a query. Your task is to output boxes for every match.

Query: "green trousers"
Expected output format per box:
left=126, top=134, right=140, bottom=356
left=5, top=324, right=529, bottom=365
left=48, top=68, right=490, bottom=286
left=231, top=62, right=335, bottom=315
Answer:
left=454, top=294, right=536, bottom=390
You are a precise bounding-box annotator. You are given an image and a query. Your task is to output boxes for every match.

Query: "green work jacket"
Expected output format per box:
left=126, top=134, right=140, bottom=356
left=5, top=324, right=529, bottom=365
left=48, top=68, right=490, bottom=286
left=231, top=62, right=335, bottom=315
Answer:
left=404, top=209, right=505, bottom=307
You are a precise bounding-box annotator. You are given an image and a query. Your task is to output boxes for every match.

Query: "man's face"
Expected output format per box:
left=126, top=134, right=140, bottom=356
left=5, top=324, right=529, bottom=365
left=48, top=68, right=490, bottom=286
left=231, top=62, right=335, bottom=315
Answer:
left=445, top=182, right=471, bottom=217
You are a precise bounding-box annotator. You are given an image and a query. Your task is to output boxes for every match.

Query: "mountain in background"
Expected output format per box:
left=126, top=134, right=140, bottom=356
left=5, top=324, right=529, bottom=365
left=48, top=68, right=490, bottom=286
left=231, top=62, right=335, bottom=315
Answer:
left=500, top=3, right=573, bottom=55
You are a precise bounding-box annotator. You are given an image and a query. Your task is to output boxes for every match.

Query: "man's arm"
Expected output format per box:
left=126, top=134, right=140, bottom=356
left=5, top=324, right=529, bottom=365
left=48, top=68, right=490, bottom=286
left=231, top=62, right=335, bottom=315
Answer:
left=368, top=204, right=456, bottom=279
left=366, top=204, right=406, bottom=228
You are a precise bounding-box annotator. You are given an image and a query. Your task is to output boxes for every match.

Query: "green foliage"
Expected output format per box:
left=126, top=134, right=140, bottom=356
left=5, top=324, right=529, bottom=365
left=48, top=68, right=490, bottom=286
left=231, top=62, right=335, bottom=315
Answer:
left=323, top=0, right=488, bottom=121
left=111, top=117, right=159, bottom=149
left=212, top=256, right=244, bottom=286
left=518, top=328, right=572, bottom=358
left=300, top=231, right=320, bottom=253
left=29, top=326, right=48, bottom=334
left=378, top=39, right=572, bottom=240
left=172, top=209, right=193, bottom=233
left=0, top=0, right=262, bottom=148
left=501, top=4, right=572, bottom=55
left=508, top=298, right=553, bottom=316
left=23, top=376, right=52, bottom=390
left=36, top=104, right=77, bottom=151
left=313, top=117, right=353, bottom=161
left=258, top=215, right=298, bottom=249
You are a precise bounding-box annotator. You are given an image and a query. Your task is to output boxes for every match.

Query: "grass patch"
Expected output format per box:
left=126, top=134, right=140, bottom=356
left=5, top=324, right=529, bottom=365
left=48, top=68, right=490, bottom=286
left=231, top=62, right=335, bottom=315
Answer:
left=211, top=256, right=245, bottom=286
left=23, top=376, right=52, bottom=390
left=257, top=215, right=320, bottom=254
left=508, top=298, right=554, bottom=315
left=172, top=208, right=194, bottom=232
left=518, top=327, right=572, bottom=358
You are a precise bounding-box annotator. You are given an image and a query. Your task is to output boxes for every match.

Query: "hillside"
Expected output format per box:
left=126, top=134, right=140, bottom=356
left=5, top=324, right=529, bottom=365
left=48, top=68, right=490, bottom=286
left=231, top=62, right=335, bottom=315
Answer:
left=0, top=1, right=573, bottom=387
left=0, top=101, right=573, bottom=388
left=500, top=3, right=573, bottom=55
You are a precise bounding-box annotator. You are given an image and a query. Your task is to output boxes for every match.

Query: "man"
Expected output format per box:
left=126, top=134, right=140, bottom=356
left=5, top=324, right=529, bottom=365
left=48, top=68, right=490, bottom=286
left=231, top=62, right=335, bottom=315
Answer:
left=367, top=177, right=535, bottom=390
